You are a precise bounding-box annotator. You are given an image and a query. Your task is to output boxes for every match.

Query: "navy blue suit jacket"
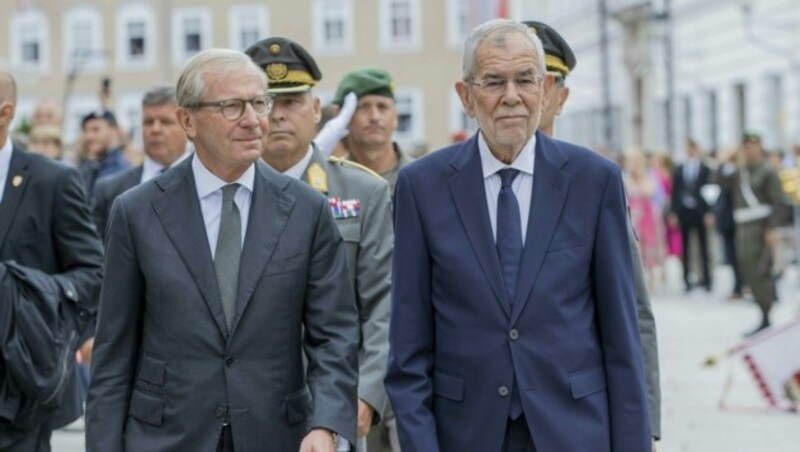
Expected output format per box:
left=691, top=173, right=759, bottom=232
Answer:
left=385, top=132, right=651, bottom=452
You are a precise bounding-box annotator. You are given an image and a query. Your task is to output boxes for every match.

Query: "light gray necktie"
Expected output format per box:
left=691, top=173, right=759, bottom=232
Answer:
left=214, top=183, right=241, bottom=330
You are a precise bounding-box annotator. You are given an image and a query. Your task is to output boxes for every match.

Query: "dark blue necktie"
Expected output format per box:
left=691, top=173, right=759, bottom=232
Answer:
left=496, top=168, right=523, bottom=308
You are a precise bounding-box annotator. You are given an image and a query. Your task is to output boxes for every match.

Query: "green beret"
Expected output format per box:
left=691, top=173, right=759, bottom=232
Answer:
left=333, top=68, right=394, bottom=105
left=521, top=21, right=576, bottom=78
left=245, top=37, right=322, bottom=94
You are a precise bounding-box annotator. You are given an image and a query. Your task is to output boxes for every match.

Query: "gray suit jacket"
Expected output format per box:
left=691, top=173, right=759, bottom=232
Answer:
left=301, top=148, right=393, bottom=417
left=627, top=210, right=662, bottom=439
left=86, top=157, right=360, bottom=451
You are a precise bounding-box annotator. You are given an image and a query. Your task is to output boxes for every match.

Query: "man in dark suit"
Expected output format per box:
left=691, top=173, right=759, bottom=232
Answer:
left=0, top=71, right=104, bottom=450
left=246, top=37, right=394, bottom=452
left=86, top=49, right=359, bottom=452
left=77, top=110, right=131, bottom=201
left=526, top=20, right=661, bottom=446
left=670, top=138, right=713, bottom=292
left=92, top=86, right=190, bottom=241
left=385, top=20, right=650, bottom=452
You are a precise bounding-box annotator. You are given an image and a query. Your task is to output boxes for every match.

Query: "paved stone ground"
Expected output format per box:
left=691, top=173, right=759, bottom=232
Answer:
left=52, top=259, right=800, bottom=452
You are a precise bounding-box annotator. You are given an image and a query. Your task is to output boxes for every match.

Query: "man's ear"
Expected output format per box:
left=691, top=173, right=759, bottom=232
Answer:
left=176, top=107, right=197, bottom=139
left=0, top=101, right=16, bottom=129
left=555, top=86, right=570, bottom=116
left=455, top=81, right=475, bottom=118
left=312, top=95, right=322, bottom=126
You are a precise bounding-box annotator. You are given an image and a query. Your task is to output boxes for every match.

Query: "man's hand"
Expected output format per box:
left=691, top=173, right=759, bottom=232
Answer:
left=765, top=229, right=778, bottom=248
left=652, top=438, right=657, bottom=452
left=299, top=428, right=335, bottom=452
left=357, top=399, right=374, bottom=438
left=77, top=337, right=94, bottom=365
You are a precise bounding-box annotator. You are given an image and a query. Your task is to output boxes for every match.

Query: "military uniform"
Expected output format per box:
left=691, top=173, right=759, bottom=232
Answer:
left=731, top=160, right=784, bottom=324
left=353, top=143, right=413, bottom=194
left=303, top=146, right=394, bottom=418
left=246, top=37, right=394, bottom=451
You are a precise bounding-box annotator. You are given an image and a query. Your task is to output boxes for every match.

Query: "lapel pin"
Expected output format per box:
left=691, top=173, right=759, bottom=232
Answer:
left=12, top=175, right=23, bottom=188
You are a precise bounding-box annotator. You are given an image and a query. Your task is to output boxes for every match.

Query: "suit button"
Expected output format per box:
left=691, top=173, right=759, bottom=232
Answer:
left=225, top=357, right=235, bottom=367
left=509, top=329, right=519, bottom=340
left=215, top=406, right=226, bottom=418
left=498, top=386, right=509, bottom=397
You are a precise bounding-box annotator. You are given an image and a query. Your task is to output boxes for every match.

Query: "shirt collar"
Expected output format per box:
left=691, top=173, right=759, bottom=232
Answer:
left=0, top=136, right=13, bottom=180
left=143, top=149, right=193, bottom=178
left=478, top=132, right=536, bottom=179
left=282, top=144, right=314, bottom=180
left=191, top=153, right=255, bottom=199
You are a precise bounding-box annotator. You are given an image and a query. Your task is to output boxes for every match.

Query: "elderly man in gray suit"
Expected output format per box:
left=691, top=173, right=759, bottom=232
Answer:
left=245, top=37, right=393, bottom=452
left=86, top=48, right=359, bottom=452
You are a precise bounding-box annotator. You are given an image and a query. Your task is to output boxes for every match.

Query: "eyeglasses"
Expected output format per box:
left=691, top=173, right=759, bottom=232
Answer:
left=467, top=76, right=543, bottom=95
left=189, top=95, right=274, bottom=121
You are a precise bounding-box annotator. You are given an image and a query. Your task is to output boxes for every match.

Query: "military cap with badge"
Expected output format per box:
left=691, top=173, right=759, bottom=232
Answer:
left=521, top=20, right=576, bottom=79
left=245, top=37, right=378, bottom=222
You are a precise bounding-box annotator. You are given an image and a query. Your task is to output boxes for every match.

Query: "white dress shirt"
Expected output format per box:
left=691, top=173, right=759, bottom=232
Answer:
left=141, top=149, right=192, bottom=184
left=479, top=132, right=536, bottom=245
left=191, top=154, right=254, bottom=258
left=0, top=136, right=14, bottom=203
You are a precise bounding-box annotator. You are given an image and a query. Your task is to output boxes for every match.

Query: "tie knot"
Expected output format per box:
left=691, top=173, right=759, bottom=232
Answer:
left=497, top=168, right=519, bottom=188
left=221, top=183, right=240, bottom=202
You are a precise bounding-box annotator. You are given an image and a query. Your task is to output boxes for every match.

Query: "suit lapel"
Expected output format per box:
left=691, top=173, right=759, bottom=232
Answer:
left=151, top=158, right=229, bottom=337
left=231, top=161, right=295, bottom=333
left=511, top=133, right=570, bottom=325
left=448, top=136, right=511, bottom=318
left=0, top=148, right=31, bottom=254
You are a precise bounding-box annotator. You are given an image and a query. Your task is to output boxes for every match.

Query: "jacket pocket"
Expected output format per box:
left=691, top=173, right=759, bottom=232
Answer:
left=137, top=354, right=165, bottom=386
left=284, top=385, right=313, bottom=425
left=128, top=388, right=164, bottom=426
left=338, top=222, right=361, bottom=243
left=433, top=369, right=464, bottom=402
left=569, top=365, right=607, bottom=399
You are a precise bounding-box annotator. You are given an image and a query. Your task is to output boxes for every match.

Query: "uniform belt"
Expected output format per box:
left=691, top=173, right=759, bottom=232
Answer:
left=733, top=205, right=772, bottom=224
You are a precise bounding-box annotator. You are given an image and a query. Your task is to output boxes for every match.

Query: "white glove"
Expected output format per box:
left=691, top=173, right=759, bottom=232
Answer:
left=314, top=92, right=358, bottom=157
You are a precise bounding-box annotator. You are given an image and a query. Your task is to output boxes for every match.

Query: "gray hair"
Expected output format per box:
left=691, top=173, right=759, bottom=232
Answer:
left=176, top=48, right=266, bottom=108
left=142, top=86, right=177, bottom=107
left=461, top=19, right=546, bottom=81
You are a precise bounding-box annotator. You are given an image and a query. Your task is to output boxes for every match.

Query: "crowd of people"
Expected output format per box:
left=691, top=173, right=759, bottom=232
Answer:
left=617, top=138, right=798, bottom=334
left=1, top=15, right=799, bottom=452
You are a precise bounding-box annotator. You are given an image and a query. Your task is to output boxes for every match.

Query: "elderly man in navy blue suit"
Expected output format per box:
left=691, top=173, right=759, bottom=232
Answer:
left=385, top=19, right=651, bottom=452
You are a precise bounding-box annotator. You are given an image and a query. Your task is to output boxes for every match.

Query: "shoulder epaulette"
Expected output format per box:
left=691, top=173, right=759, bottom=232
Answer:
left=329, top=156, right=383, bottom=181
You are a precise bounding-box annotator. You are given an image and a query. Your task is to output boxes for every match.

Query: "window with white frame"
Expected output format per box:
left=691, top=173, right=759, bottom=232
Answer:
left=118, top=92, right=146, bottom=152
left=64, top=7, right=104, bottom=72
left=380, top=0, right=421, bottom=51
left=172, top=8, right=212, bottom=64
left=311, top=0, right=353, bottom=54
left=116, top=5, right=155, bottom=70
left=392, top=87, right=424, bottom=145
left=228, top=5, right=269, bottom=50
left=447, top=0, right=470, bottom=48
left=10, top=9, right=50, bottom=71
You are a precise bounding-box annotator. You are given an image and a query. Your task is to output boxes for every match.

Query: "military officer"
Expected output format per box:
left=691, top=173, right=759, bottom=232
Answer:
left=333, top=68, right=414, bottom=193
left=245, top=37, right=393, bottom=452
left=524, top=20, right=662, bottom=447
left=723, top=133, right=786, bottom=335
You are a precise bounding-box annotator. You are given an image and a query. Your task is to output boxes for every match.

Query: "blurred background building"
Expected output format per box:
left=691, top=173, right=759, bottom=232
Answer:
left=1, top=0, right=798, bottom=155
